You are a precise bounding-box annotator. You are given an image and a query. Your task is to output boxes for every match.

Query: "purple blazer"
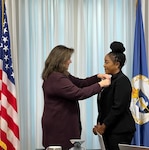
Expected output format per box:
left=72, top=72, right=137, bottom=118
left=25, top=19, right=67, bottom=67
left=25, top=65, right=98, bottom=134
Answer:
left=42, top=72, right=102, bottom=149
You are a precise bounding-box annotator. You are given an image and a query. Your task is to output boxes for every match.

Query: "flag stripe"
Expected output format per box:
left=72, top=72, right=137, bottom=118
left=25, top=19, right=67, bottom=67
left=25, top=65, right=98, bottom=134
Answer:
left=0, top=67, right=17, bottom=100
left=1, top=80, right=17, bottom=110
left=1, top=106, right=19, bottom=138
left=1, top=129, right=16, bottom=150
left=1, top=117, right=19, bottom=150
left=1, top=93, right=19, bottom=126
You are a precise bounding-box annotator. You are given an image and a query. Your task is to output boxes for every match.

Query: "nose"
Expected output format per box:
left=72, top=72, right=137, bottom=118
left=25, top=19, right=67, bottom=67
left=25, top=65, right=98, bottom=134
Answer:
left=103, top=63, right=106, bottom=68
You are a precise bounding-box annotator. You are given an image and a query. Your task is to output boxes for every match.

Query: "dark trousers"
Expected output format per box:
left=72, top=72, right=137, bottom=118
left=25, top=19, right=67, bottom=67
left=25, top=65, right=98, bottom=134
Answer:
left=103, top=132, right=134, bottom=150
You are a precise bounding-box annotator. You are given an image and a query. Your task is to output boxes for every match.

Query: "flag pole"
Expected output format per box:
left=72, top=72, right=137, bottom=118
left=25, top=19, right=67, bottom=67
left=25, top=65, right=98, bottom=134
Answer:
left=1, top=0, right=5, bottom=29
left=0, top=2, right=7, bottom=150
left=136, top=0, right=138, bottom=7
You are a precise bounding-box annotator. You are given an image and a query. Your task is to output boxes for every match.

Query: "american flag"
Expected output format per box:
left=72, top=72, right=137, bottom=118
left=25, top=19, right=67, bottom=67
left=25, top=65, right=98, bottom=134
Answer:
left=0, top=4, right=20, bottom=150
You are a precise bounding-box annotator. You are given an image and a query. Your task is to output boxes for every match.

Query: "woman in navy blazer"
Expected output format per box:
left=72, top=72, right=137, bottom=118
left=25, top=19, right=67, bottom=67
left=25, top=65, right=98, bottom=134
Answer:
left=93, top=41, right=136, bottom=150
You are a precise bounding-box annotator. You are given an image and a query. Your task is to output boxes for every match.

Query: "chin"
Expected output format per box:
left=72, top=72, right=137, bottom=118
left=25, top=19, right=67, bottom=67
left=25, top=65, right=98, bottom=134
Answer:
left=105, top=70, right=109, bottom=74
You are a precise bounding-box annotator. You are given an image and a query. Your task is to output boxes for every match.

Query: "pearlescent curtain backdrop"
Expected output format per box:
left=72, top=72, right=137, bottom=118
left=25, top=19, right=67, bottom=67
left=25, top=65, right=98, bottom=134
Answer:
left=4, top=0, right=149, bottom=149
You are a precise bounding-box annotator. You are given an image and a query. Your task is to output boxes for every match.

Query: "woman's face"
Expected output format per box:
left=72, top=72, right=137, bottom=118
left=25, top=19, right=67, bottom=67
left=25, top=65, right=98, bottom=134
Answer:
left=104, top=54, right=119, bottom=75
left=64, top=58, right=72, bottom=70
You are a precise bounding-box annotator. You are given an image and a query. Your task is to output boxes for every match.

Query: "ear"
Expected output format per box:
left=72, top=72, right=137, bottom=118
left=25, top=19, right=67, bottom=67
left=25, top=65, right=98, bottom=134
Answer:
left=115, top=62, right=120, bottom=68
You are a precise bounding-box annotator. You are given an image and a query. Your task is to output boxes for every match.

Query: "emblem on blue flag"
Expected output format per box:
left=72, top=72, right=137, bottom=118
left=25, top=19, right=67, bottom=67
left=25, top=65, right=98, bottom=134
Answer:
left=131, top=75, right=149, bottom=125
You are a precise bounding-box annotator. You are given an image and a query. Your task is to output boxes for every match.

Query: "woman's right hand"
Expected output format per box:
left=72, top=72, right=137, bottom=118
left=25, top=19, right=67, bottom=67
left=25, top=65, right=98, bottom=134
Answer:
left=93, top=123, right=106, bottom=135
left=98, top=78, right=111, bottom=87
left=97, top=74, right=112, bottom=80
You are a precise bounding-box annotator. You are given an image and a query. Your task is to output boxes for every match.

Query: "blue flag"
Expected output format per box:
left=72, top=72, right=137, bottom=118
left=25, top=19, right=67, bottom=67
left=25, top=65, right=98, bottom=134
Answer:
left=130, top=0, right=149, bottom=147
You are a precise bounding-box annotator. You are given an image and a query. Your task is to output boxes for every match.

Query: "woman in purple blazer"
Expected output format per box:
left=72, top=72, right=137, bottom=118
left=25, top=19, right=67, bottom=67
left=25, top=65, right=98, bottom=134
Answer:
left=41, top=45, right=111, bottom=150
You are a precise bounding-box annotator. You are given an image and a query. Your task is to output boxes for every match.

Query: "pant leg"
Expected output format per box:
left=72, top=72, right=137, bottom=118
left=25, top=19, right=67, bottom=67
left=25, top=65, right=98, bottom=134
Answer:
left=103, top=132, right=134, bottom=150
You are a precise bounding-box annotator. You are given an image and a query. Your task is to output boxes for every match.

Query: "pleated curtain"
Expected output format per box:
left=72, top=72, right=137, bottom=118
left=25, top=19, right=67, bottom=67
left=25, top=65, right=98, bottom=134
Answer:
left=4, top=0, right=149, bottom=149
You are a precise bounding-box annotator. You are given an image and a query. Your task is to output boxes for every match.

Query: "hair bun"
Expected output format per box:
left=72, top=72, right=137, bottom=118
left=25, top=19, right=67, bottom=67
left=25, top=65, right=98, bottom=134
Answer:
left=110, top=41, right=125, bottom=53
